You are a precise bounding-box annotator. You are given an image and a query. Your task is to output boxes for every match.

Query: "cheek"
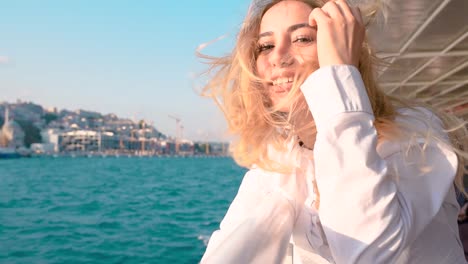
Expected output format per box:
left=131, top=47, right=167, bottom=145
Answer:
left=256, top=57, right=268, bottom=78
left=305, top=47, right=318, bottom=63
left=294, top=45, right=318, bottom=64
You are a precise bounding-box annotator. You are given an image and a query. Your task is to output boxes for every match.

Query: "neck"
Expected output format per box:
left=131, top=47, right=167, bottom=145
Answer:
left=291, top=108, right=316, bottom=150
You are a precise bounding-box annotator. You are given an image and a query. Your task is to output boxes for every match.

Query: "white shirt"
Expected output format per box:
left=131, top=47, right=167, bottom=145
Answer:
left=200, top=65, right=465, bottom=263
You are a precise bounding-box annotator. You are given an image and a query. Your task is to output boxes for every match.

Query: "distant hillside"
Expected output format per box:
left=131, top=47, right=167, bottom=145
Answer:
left=0, top=101, right=167, bottom=147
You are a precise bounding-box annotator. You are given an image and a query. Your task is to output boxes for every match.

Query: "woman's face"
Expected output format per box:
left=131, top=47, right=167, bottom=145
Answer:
left=256, top=0, right=318, bottom=110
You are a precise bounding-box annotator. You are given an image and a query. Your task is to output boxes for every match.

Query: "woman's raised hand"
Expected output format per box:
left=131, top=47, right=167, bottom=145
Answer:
left=309, top=0, right=365, bottom=68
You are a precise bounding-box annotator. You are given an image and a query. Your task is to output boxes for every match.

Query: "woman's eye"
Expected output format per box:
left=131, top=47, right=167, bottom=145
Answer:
left=293, top=36, right=313, bottom=44
left=257, top=43, right=274, bottom=53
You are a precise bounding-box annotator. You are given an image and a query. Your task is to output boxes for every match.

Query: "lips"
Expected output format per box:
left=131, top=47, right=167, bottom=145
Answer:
left=272, top=83, right=293, bottom=94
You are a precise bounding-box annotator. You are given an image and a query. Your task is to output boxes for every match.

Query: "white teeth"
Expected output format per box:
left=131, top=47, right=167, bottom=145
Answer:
left=272, top=77, right=293, bottom=86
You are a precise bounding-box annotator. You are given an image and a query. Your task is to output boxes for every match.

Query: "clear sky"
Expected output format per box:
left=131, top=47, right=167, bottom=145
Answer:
left=0, top=0, right=252, bottom=141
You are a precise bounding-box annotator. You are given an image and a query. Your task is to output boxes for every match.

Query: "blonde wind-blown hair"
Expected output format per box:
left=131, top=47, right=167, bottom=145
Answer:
left=198, top=0, right=468, bottom=194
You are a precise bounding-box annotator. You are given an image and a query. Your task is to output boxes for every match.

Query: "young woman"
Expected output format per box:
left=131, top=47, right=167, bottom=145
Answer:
left=199, top=0, right=468, bottom=263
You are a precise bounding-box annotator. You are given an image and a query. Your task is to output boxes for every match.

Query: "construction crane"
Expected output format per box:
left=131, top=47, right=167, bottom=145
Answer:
left=168, top=115, right=182, bottom=154
left=179, top=125, right=184, bottom=142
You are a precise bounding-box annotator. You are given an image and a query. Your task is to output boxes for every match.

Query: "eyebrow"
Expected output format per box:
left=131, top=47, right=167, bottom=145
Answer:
left=258, top=23, right=316, bottom=39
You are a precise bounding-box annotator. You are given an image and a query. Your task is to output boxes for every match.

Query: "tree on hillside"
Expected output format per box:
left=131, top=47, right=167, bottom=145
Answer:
left=15, top=120, right=42, bottom=147
left=43, top=113, right=58, bottom=125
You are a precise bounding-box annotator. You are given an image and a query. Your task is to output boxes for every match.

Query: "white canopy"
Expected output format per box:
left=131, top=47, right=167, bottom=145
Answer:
left=366, top=0, right=468, bottom=120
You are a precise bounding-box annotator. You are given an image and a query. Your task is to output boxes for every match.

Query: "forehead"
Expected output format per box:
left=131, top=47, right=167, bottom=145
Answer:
left=260, top=1, right=313, bottom=32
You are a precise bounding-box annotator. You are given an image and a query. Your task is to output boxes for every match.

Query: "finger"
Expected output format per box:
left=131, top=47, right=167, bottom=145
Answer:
left=334, top=0, right=356, bottom=21
left=309, top=7, right=330, bottom=27
left=334, top=1, right=364, bottom=26
left=321, top=1, right=345, bottom=21
left=350, top=6, right=364, bottom=25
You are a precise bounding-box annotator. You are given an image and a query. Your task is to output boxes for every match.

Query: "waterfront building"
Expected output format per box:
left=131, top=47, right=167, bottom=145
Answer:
left=194, top=142, right=229, bottom=156
left=179, top=139, right=195, bottom=156
left=59, top=130, right=100, bottom=152
left=0, top=107, right=25, bottom=148
left=0, top=106, right=22, bottom=158
left=41, top=129, right=60, bottom=152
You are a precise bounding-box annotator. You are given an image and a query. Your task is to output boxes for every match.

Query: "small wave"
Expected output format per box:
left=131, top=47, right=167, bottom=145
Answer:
left=197, top=235, right=211, bottom=247
left=97, top=221, right=121, bottom=229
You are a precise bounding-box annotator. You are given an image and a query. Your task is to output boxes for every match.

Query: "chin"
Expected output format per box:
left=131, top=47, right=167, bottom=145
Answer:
left=272, top=99, right=291, bottom=112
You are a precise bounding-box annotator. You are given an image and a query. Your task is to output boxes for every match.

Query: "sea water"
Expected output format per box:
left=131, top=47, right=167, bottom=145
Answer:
left=0, top=157, right=246, bottom=264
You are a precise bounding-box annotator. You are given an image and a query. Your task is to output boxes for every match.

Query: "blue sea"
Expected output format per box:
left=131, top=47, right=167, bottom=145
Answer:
left=0, top=157, right=247, bottom=264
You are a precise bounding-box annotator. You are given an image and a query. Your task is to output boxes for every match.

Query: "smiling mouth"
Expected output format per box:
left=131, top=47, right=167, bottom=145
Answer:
left=271, top=77, right=294, bottom=86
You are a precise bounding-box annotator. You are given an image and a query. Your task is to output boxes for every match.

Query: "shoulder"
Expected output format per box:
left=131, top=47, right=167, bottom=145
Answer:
left=238, top=138, right=303, bottom=193
left=238, top=166, right=278, bottom=196
left=238, top=167, right=264, bottom=193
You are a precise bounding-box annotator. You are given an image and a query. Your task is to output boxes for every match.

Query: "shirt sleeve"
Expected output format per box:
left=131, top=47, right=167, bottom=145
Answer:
left=300, top=65, right=459, bottom=263
left=200, top=169, right=296, bottom=264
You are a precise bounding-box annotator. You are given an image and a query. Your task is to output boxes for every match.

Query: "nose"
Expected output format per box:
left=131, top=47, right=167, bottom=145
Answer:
left=269, top=40, right=294, bottom=68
